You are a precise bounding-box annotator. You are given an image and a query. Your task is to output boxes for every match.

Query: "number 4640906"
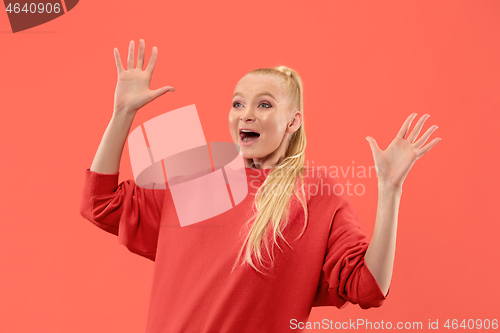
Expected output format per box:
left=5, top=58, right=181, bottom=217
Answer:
left=6, top=3, right=62, bottom=14
left=443, top=318, right=498, bottom=329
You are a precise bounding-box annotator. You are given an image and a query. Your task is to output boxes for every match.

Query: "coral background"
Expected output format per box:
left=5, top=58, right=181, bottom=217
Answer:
left=1, top=0, right=498, bottom=332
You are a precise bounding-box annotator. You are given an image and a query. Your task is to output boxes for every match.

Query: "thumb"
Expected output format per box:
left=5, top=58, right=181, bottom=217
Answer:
left=365, top=136, right=380, bottom=152
left=150, top=86, right=175, bottom=100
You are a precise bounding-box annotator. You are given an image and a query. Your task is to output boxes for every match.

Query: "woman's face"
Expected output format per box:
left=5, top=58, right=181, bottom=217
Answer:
left=228, top=73, right=302, bottom=169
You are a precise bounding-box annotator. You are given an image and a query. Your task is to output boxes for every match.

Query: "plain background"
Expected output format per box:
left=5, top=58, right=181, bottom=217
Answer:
left=1, top=0, right=498, bottom=332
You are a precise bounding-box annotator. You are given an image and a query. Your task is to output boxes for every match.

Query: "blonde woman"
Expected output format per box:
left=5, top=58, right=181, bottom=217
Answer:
left=80, top=39, right=441, bottom=332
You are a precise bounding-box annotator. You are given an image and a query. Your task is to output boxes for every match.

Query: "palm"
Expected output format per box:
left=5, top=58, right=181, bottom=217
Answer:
left=366, top=113, right=441, bottom=188
left=114, top=69, right=155, bottom=112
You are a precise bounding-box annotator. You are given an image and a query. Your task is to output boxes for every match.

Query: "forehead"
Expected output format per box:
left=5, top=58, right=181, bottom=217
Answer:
left=233, top=74, right=285, bottom=99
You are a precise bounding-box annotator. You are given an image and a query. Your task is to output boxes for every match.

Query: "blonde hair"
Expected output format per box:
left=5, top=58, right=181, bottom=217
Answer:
left=231, top=65, right=308, bottom=276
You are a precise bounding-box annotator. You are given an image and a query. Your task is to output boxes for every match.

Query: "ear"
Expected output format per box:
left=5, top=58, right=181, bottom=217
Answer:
left=286, top=111, right=303, bottom=134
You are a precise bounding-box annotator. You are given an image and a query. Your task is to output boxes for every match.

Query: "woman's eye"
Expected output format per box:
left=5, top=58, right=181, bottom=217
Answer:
left=232, top=101, right=271, bottom=108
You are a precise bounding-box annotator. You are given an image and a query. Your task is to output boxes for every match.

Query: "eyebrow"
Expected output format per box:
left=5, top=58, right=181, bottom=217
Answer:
left=232, top=91, right=278, bottom=102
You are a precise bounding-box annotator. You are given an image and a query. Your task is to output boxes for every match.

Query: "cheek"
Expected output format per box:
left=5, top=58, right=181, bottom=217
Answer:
left=228, top=110, right=240, bottom=123
left=228, top=113, right=238, bottom=139
left=263, top=119, right=286, bottom=141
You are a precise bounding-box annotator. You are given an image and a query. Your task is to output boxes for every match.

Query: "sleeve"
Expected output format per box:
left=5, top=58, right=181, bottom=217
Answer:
left=79, top=168, right=167, bottom=261
left=313, top=194, right=390, bottom=309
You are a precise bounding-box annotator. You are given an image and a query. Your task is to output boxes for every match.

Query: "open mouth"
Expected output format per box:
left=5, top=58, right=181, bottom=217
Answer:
left=240, top=129, right=261, bottom=143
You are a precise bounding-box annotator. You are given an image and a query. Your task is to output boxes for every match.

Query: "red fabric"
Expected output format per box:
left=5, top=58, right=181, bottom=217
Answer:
left=79, top=166, right=389, bottom=332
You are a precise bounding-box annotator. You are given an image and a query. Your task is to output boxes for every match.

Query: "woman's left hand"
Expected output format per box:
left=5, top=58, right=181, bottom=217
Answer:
left=365, top=113, right=441, bottom=188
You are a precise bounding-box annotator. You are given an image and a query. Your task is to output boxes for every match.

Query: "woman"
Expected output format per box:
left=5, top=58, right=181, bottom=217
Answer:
left=80, top=39, right=441, bottom=332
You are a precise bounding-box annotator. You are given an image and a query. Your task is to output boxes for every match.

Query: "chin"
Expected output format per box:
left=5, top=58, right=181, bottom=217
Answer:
left=239, top=150, right=259, bottom=159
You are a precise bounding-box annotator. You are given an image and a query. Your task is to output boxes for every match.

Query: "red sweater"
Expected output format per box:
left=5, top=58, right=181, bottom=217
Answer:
left=79, top=166, right=389, bottom=332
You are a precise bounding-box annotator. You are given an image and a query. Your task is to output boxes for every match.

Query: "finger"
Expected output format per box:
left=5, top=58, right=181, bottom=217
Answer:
left=149, top=86, right=175, bottom=101
left=413, top=125, right=439, bottom=150
left=114, top=47, right=124, bottom=74
left=145, top=46, right=158, bottom=75
left=416, top=137, right=441, bottom=159
left=396, top=113, right=417, bottom=139
left=407, top=114, right=430, bottom=144
left=127, top=40, right=135, bottom=70
left=366, top=136, right=381, bottom=151
left=137, top=39, right=145, bottom=70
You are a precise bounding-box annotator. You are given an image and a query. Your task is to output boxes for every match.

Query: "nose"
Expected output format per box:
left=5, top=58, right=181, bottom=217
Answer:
left=240, top=106, right=256, bottom=122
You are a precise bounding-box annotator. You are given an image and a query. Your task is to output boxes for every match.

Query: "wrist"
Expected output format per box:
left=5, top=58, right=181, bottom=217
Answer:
left=110, top=111, right=136, bottom=132
left=113, top=103, right=138, bottom=115
left=112, top=107, right=136, bottom=121
left=378, top=179, right=403, bottom=193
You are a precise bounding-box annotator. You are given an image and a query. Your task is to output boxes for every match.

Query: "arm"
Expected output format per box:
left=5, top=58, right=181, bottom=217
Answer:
left=90, top=39, right=174, bottom=174
left=90, top=112, right=135, bottom=174
left=364, top=113, right=441, bottom=297
left=80, top=169, right=167, bottom=261
left=312, top=189, right=389, bottom=310
left=80, top=39, right=174, bottom=260
left=364, top=181, right=402, bottom=297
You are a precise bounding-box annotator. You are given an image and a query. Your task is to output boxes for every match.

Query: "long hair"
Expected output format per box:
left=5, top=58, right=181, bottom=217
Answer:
left=231, top=65, right=308, bottom=276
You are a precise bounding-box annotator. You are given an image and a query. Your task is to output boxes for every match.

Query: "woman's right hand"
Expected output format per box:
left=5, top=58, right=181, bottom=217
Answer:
left=113, top=39, right=174, bottom=116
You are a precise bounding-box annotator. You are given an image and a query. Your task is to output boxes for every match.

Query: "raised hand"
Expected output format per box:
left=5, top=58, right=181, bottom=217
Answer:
left=113, top=39, right=174, bottom=116
left=365, top=113, right=441, bottom=188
